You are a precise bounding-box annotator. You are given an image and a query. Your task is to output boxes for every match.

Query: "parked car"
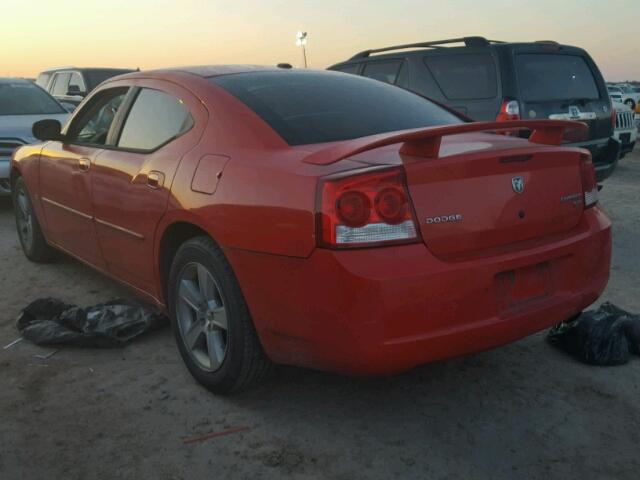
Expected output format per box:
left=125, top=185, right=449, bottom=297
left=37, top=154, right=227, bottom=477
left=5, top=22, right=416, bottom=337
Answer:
left=11, top=67, right=611, bottom=393
left=35, top=67, right=135, bottom=108
left=614, top=83, right=640, bottom=110
left=0, top=78, right=69, bottom=195
left=607, top=85, right=626, bottom=105
left=613, top=104, right=637, bottom=158
left=329, top=37, right=619, bottom=181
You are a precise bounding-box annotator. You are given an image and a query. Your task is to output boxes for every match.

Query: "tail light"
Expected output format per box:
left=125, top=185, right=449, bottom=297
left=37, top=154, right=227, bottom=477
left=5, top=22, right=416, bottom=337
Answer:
left=317, top=167, right=420, bottom=248
left=580, top=153, right=598, bottom=209
left=610, top=100, right=617, bottom=130
left=496, top=99, right=520, bottom=122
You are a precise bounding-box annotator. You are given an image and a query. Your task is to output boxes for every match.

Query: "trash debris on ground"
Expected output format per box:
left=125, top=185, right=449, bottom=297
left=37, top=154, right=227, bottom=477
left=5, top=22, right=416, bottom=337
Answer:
left=182, top=426, right=251, bottom=445
left=16, top=297, right=167, bottom=348
left=33, top=349, right=59, bottom=360
left=547, top=302, right=640, bottom=366
left=3, top=337, right=23, bottom=350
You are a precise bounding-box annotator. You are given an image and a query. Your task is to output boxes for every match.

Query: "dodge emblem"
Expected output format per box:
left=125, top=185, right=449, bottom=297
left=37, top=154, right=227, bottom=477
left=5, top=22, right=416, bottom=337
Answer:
left=512, top=176, right=525, bottom=194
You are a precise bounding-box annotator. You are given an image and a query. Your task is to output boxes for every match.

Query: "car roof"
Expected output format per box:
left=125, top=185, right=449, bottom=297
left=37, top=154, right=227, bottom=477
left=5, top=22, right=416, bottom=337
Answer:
left=39, top=67, right=135, bottom=73
left=333, top=37, right=587, bottom=65
left=0, top=77, right=32, bottom=84
left=140, top=65, right=283, bottom=78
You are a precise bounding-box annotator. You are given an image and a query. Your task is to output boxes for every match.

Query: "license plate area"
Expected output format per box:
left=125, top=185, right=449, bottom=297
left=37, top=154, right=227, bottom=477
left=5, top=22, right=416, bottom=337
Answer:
left=620, top=133, right=631, bottom=145
left=496, top=262, right=552, bottom=311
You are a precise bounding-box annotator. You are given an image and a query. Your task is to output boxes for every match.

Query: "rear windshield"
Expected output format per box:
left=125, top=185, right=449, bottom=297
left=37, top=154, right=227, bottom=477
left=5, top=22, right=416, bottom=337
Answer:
left=516, top=54, right=601, bottom=102
left=209, top=70, right=462, bottom=145
left=0, top=82, right=65, bottom=115
left=85, top=70, right=133, bottom=90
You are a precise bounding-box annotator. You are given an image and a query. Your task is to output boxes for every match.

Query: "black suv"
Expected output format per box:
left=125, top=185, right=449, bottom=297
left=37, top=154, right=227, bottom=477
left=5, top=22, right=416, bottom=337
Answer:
left=329, top=37, right=619, bottom=181
left=35, top=67, right=135, bottom=109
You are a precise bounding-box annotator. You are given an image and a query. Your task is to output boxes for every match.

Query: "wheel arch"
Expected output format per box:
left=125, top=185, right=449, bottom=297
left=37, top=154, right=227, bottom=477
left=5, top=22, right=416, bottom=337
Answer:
left=157, top=220, right=213, bottom=305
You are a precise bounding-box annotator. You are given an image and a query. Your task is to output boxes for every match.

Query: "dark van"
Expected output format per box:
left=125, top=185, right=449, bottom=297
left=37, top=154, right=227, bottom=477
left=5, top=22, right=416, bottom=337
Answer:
left=329, top=37, right=619, bottom=180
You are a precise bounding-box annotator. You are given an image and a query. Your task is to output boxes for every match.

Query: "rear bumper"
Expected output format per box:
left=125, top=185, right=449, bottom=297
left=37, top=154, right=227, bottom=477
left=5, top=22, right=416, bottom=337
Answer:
left=0, top=159, right=11, bottom=195
left=570, top=138, right=620, bottom=181
left=227, top=207, right=611, bottom=375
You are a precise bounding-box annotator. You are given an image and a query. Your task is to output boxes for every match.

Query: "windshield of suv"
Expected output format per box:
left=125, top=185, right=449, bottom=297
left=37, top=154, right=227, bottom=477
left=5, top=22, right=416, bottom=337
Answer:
left=516, top=54, right=601, bottom=102
left=0, top=82, right=65, bottom=115
left=210, top=70, right=463, bottom=145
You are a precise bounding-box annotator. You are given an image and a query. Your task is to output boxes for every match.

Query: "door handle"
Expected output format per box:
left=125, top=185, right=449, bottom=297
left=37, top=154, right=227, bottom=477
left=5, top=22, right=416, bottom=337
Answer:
left=78, top=157, right=91, bottom=172
left=147, top=171, right=164, bottom=189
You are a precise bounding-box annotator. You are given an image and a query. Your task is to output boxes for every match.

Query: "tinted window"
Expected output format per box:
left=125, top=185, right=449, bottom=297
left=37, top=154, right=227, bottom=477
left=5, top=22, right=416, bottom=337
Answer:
left=332, top=64, right=359, bottom=75
left=0, top=82, right=65, bottom=115
left=424, top=54, right=498, bottom=100
left=85, top=69, right=133, bottom=90
left=362, top=61, right=403, bottom=84
left=516, top=54, right=600, bottom=102
left=210, top=70, right=462, bottom=146
left=68, top=88, right=128, bottom=145
left=118, top=88, right=193, bottom=151
left=51, top=73, right=71, bottom=96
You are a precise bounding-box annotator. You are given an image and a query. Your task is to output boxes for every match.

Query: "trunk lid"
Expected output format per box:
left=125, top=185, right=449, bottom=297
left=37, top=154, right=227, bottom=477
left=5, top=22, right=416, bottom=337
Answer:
left=403, top=135, right=585, bottom=257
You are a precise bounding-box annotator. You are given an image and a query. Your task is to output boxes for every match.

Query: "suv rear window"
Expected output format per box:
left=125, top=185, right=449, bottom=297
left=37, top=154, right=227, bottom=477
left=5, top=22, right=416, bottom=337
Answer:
left=210, top=71, right=462, bottom=146
left=362, top=61, right=403, bottom=84
left=516, top=54, right=600, bottom=102
left=424, top=53, right=498, bottom=100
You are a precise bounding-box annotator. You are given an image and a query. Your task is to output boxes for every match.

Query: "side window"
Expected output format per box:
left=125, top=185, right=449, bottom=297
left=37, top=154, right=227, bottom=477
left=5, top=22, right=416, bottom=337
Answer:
left=51, top=73, right=71, bottom=96
left=362, top=61, right=403, bottom=84
left=35, top=73, right=51, bottom=88
left=332, top=64, right=359, bottom=75
left=423, top=53, right=498, bottom=100
left=117, top=88, right=193, bottom=151
left=67, top=88, right=128, bottom=146
left=68, top=72, right=85, bottom=95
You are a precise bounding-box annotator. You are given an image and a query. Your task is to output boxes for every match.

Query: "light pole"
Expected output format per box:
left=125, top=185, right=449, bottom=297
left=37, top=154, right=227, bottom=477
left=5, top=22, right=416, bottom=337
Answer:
left=296, top=31, right=308, bottom=68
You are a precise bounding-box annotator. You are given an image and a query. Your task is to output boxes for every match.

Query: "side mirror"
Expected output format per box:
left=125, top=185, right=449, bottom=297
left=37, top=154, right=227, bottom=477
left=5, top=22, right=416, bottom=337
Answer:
left=66, top=85, right=85, bottom=97
left=32, top=119, right=63, bottom=141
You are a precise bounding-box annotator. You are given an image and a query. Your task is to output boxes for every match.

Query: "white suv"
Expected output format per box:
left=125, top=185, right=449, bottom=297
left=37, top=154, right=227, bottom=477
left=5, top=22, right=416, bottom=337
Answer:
left=612, top=103, right=637, bottom=159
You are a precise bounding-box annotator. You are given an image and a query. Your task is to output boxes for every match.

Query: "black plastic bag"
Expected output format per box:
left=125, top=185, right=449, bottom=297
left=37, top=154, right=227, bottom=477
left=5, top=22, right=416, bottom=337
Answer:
left=16, top=297, right=166, bottom=348
left=547, top=302, right=640, bottom=366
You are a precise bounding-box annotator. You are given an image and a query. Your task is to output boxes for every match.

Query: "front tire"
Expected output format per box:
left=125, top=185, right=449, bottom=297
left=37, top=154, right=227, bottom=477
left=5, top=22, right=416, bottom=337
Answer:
left=12, top=177, right=55, bottom=262
left=168, top=236, right=273, bottom=394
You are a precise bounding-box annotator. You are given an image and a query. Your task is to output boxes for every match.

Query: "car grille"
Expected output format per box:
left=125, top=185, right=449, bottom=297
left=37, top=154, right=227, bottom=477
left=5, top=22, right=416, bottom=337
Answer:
left=616, top=111, right=634, bottom=130
left=0, top=139, right=26, bottom=160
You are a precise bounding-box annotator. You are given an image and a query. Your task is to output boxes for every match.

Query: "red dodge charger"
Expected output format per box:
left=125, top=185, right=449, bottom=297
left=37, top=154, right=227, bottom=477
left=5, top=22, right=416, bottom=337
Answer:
left=11, top=66, right=611, bottom=393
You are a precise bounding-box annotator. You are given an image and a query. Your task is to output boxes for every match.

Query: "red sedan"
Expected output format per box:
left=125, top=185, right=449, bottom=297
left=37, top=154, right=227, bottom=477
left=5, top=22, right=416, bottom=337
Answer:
left=10, top=66, right=611, bottom=393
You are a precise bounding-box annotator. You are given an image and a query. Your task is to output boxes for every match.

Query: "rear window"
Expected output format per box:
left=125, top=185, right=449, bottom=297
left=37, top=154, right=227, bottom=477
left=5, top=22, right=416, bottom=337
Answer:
left=85, top=70, right=133, bottom=90
left=0, top=82, right=65, bottom=115
left=209, top=70, right=462, bottom=146
left=516, top=54, right=600, bottom=102
left=424, top=53, right=498, bottom=100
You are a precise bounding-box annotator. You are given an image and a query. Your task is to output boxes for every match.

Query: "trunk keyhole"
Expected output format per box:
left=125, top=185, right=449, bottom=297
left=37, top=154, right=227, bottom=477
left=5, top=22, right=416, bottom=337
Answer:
left=518, top=210, right=526, bottom=219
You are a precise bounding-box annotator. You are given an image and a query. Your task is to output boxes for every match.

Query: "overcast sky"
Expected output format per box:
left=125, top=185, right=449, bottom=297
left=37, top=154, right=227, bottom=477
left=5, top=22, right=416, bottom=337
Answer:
left=2, top=0, right=638, bottom=81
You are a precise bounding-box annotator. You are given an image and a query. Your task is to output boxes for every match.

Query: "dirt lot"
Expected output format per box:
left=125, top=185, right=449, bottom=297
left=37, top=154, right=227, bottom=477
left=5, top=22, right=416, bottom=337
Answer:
left=1, top=149, right=640, bottom=480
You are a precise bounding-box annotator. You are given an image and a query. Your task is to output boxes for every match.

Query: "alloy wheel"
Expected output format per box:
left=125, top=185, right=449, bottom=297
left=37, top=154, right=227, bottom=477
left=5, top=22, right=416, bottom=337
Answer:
left=176, top=262, right=229, bottom=372
left=15, top=186, right=34, bottom=251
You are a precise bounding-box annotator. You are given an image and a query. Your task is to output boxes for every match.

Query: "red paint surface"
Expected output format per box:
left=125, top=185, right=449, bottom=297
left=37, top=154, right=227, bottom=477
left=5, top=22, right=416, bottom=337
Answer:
left=11, top=67, right=611, bottom=375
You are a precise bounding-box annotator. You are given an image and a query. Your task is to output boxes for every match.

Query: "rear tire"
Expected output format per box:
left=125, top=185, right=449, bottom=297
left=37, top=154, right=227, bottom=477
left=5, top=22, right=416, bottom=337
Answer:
left=12, top=177, right=55, bottom=262
left=168, top=236, right=273, bottom=394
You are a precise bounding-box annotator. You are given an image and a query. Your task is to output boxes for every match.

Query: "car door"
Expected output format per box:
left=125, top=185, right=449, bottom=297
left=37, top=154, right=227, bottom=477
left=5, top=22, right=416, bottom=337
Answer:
left=91, top=81, right=206, bottom=296
left=38, top=87, right=129, bottom=268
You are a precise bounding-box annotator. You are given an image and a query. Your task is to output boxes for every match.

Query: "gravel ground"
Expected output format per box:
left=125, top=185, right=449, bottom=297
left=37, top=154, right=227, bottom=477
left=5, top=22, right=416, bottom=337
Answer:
left=1, top=148, right=639, bottom=480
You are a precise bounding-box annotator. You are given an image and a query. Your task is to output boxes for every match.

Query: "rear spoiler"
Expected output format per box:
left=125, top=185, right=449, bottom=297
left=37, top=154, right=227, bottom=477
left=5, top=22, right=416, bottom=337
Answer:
left=303, top=120, right=587, bottom=166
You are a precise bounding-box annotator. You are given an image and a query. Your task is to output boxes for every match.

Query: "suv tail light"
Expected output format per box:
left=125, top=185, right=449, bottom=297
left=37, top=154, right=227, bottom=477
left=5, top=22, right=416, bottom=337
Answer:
left=496, top=99, right=520, bottom=122
left=317, top=167, right=420, bottom=248
left=610, top=100, right=617, bottom=130
left=580, top=153, right=598, bottom=209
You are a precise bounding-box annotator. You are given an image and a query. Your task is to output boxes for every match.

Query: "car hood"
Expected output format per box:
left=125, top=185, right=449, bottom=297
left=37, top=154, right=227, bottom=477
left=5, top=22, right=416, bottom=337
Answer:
left=0, top=113, right=69, bottom=143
